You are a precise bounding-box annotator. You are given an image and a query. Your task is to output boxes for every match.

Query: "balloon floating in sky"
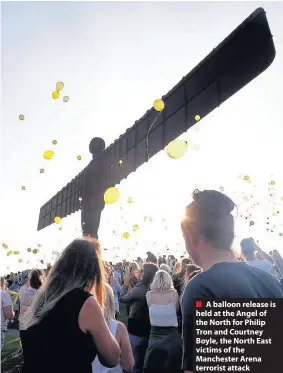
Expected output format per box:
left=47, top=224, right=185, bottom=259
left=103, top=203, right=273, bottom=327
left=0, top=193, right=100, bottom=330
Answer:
left=78, top=196, right=82, bottom=201
left=56, top=82, right=64, bottom=91
left=249, top=221, right=255, bottom=226
left=153, top=99, right=165, bottom=112
left=63, top=96, right=69, bottom=103
left=19, top=259, right=23, bottom=263
left=52, top=140, right=57, bottom=145
left=21, top=186, right=26, bottom=191
left=243, top=176, right=249, bottom=181
left=127, top=197, right=133, bottom=204
left=123, top=232, right=130, bottom=239
left=19, top=114, right=25, bottom=121
left=54, top=216, right=61, bottom=224
left=77, top=155, right=82, bottom=161
left=195, top=114, right=201, bottom=121
left=43, top=150, right=54, bottom=160
left=52, top=91, right=60, bottom=99
left=32, top=249, right=38, bottom=254
left=271, top=181, right=275, bottom=185
left=167, top=139, right=188, bottom=159
left=40, top=169, right=45, bottom=174
left=133, top=225, right=139, bottom=232
left=2, top=243, right=8, bottom=249
left=119, top=160, right=123, bottom=165
left=59, top=227, right=62, bottom=230
left=104, top=187, right=120, bottom=204
left=27, top=248, right=31, bottom=252
left=219, top=187, right=224, bottom=193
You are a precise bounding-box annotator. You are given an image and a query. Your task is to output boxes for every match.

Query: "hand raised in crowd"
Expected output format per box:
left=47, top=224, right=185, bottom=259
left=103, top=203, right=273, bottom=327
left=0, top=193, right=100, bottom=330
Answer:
left=123, top=275, right=130, bottom=286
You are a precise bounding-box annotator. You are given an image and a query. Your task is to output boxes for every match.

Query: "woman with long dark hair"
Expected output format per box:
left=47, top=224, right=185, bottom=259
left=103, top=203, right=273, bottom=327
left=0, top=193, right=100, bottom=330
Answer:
left=120, top=263, right=158, bottom=373
left=22, top=238, right=121, bottom=373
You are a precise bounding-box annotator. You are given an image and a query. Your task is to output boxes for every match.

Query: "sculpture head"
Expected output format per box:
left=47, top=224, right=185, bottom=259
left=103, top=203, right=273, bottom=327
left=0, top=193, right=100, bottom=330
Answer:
left=89, top=137, right=105, bottom=159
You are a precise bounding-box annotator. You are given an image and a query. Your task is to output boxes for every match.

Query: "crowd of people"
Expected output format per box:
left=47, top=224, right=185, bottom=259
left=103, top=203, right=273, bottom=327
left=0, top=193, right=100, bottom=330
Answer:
left=1, top=189, right=283, bottom=373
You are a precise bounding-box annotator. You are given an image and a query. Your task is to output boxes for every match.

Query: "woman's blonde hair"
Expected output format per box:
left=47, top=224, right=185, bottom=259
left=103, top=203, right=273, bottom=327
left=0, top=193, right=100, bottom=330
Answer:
left=159, top=264, right=171, bottom=274
left=150, top=270, right=173, bottom=292
left=103, top=283, right=115, bottom=323
left=25, top=238, right=105, bottom=328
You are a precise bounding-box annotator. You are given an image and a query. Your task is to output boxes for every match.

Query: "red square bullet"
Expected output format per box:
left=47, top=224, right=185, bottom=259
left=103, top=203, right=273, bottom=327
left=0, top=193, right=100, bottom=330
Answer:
left=196, top=300, right=203, bottom=308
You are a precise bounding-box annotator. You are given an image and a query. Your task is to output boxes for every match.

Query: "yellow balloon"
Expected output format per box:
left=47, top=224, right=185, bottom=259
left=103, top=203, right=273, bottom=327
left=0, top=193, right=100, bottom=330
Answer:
left=52, top=91, right=60, bottom=99
left=63, top=96, right=69, bottom=102
left=56, top=82, right=64, bottom=91
left=167, top=139, right=188, bottom=159
left=21, top=186, right=26, bottom=191
left=104, top=187, right=120, bottom=204
left=243, top=176, right=249, bottom=181
left=77, top=155, right=82, bottom=161
left=220, top=187, right=224, bottom=192
left=127, top=197, right=133, bottom=204
left=40, top=168, right=45, bottom=174
left=54, top=216, right=61, bottom=224
left=32, top=249, right=38, bottom=254
left=52, top=140, right=57, bottom=145
left=27, top=248, right=31, bottom=252
left=44, top=150, right=54, bottom=160
left=119, top=160, right=123, bottom=165
left=271, top=181, right=275, bottom=185
left=123, top=232, right=130, bottom=239
left=133, top=225, right=139, bottom=232
left=19, top=259, right=23, bottom=263
left=19, top=114, right=25, bottom=121
left=59, top=227, right=62, bottom=230
left=78, top=196, right=82, bottom=201
left=153, top=99, right=165, bottom=112
left=195, top=114, right=201, bottom=121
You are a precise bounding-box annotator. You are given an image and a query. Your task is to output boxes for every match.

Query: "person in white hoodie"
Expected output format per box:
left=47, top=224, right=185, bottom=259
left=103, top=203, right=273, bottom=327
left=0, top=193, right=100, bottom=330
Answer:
left=19, top=269, right=44, bottom=351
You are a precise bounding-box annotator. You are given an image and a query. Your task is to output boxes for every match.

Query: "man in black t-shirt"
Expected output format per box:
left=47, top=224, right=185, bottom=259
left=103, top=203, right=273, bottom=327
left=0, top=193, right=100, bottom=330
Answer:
left=180, top=190, right=283, bottom=373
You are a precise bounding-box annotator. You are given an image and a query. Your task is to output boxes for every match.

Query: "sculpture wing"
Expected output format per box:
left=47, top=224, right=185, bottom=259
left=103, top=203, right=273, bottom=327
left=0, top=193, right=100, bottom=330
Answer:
left=37, top=170, right=84, bottom=231
left=99, top=8, right=275, bottom=193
